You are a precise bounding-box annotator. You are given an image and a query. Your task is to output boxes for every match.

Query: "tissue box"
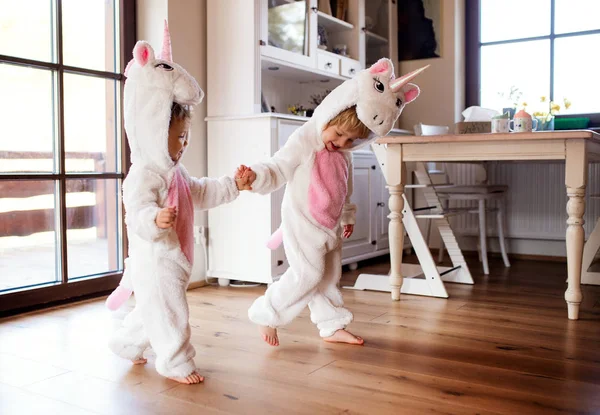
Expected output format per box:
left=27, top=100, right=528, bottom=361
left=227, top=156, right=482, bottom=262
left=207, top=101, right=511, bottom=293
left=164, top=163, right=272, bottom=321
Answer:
left=454, top=121, right=491, bottom=134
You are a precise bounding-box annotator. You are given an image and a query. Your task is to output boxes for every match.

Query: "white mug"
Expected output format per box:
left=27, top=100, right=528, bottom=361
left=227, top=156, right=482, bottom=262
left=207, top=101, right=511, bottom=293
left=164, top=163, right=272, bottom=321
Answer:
left=510, top=117, right=538, bottom=132
left=491, top=118, right=510, bottom=133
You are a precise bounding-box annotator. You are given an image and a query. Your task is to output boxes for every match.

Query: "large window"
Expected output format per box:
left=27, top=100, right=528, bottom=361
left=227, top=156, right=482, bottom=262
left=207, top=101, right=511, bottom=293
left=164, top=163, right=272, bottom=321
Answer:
left=467, top=0, right=600, bottom=121
left=0, top=0, right=135, bottom=311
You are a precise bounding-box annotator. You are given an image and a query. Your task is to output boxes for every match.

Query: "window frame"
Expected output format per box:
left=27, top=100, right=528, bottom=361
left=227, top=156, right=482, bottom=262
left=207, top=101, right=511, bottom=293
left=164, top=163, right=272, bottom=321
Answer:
left=466, top=0, right=600, bottom=127
left=0, top=0, right=136, bottom=314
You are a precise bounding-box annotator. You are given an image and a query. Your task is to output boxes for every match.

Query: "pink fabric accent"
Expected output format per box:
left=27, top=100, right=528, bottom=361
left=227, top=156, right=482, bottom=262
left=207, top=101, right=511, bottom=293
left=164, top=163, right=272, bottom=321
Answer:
left=105, top=286, right=132, bottom=311
left=369, top=59, right=390, bottom=74
left=167, top=168, right=194, bottom=264
left=266, top=227, right=283, bottom=250
left=159, top=20, right=173, bottom=62
left=134, top=44, right=150, bottom=66
left=403, top=84, right=420, bottom=103
left=308, top=149, right=348, bottom=229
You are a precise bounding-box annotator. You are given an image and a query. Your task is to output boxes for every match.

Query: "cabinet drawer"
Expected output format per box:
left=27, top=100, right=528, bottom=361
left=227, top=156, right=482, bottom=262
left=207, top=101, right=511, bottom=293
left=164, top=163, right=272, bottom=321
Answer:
left=340, top=57, right=361, bottom=78
left=317, top=52, right=340, bottom=74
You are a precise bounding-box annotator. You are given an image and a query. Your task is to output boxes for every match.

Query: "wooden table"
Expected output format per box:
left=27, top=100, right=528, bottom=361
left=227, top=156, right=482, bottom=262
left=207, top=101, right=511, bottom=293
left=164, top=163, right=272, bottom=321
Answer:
left=372, top=130, right=600, bottom=320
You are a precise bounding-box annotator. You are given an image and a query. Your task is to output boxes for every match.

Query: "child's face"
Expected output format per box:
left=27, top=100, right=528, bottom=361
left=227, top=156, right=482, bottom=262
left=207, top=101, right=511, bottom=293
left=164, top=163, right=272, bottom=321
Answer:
left=322, top=124, right=364, bottom=152
left=168, top=117, right=190, bottom=162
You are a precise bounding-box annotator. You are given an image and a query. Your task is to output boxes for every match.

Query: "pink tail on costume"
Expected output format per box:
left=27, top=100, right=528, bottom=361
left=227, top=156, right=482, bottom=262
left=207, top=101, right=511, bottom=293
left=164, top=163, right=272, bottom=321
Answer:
left=105, top=286, right=133, bottom=311
left=266, top=227, right=283, bottom=250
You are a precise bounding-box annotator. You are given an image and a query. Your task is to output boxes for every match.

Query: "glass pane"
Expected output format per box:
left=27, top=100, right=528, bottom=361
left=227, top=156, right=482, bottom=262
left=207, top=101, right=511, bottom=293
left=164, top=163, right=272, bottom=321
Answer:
left=555, top=0, right=600, bottom=34
left=0, top=180, right=59, bottom=292
left=0, top=64, right=56, bottom=173
left=62, top=0, right=117, bottom=72
left=480, top=40, right=550, bottom=112
left=67, top=179, right=121, bottom=280
left=64, top=73, right=119, bottom=173
left=481, top=0, right=550, bottom=43
left=268, top=0, right=308, bottom=55
left=554, top=34, right=600, bottom=114
left=0, top=0, right=55, bottom=62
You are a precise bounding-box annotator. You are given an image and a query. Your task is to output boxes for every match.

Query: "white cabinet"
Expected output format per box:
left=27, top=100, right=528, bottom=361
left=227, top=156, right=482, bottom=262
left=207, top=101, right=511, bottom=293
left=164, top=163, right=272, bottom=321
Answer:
left=207, top=115, right=304, bottom=284
left=341, top=152, right=375, bottom=259
left=206, top=0, right=407, bottom=283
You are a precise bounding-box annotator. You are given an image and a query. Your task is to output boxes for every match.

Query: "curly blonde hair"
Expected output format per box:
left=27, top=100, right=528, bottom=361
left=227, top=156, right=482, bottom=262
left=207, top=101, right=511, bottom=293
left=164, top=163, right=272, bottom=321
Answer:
left=326, top=106, right=370, bottom=138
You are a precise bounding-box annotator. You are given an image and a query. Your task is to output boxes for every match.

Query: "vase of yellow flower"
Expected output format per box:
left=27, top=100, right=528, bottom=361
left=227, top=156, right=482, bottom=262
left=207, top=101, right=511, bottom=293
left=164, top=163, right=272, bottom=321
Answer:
left=532, top=97, right=572, bottom=131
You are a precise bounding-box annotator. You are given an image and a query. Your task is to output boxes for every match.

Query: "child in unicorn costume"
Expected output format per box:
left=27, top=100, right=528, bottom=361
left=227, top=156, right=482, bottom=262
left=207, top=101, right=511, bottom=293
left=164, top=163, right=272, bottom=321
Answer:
left=106, top=22, right=251, bottom=384
left=245, top=59, right=427, bottom=346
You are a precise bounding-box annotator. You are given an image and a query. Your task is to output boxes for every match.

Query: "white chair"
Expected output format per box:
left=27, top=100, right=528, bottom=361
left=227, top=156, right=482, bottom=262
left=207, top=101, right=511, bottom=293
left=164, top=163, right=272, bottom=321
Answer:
left=582, top=195, right=600, bottom=285
left=413, top=123, right=511, bottom=275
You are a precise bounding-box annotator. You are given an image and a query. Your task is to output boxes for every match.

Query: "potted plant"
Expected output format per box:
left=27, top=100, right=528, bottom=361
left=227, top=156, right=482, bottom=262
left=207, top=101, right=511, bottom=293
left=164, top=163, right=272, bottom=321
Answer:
left=532, top=96, right=571, bottom=131
left=497, top=86, right=523, bottom=119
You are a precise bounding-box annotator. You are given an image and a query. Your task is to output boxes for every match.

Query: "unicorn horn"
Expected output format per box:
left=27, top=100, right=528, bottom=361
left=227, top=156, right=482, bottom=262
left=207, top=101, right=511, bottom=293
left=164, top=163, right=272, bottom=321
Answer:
left=390, top=65, right=430, bottom=92
left=160, top=19, right=172, bottom=62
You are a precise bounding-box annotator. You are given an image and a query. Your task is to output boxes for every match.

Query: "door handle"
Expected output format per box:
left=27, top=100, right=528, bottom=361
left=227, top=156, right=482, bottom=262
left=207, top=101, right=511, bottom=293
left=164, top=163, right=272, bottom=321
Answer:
left=377, top=202, right=385, bottom=207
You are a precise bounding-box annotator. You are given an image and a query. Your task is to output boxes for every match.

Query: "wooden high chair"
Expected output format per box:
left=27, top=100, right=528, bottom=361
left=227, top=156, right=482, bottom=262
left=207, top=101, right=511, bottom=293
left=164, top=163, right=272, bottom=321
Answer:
left=414, top=123, right=511, bottom=275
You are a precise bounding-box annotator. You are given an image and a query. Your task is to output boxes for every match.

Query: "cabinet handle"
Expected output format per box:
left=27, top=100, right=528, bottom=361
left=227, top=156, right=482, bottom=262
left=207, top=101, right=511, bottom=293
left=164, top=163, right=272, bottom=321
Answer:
left=277, top=260, right=284, bottom=266
left=259, top=40, right=266, bottom=46
left=349, top=68, right=356, bottom=75
left=310, top=6, right=318, bottom=13
left=371, top=241, right=376, bottom=245
left=325, top=62, right=332, bottom=69
left=377, top=202, right=385, bottom=207
left=371, top=165, right=376, bottom=170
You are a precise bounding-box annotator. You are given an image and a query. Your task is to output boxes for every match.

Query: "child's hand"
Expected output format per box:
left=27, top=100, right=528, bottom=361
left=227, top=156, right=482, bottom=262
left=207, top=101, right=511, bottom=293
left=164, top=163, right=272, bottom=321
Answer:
left=343, top=224, right=354, bottom=239
left=235, top=165, right=257, bottom=191
left=156, top=206, right=177, bottom=229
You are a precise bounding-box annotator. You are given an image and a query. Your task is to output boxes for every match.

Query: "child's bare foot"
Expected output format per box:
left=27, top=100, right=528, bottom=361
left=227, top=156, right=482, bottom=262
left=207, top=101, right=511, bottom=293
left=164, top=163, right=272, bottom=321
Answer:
left=168, top=371, right=204, bottom=384
left=324, top=329, right=364, bottom=345
left=132, top=358, right=147, bottom=365
left=259, top=326, right=279, bottom=346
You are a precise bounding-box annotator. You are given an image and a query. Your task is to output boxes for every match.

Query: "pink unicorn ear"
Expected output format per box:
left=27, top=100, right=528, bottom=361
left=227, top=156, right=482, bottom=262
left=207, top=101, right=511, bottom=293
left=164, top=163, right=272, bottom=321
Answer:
left=133, top=41, right=154, bottom=67
left=402, top=83, right=420, bottom=104
left=369, top=58, right=394, bottom=77
left=159, top=20, right=172, bottom=62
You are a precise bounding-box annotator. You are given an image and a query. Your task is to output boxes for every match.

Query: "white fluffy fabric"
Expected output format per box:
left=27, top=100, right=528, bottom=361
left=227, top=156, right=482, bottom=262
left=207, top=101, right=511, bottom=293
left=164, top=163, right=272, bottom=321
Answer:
left=248, top=59, right=423, bottom=337
left=109, top=36, right=238, bottom=378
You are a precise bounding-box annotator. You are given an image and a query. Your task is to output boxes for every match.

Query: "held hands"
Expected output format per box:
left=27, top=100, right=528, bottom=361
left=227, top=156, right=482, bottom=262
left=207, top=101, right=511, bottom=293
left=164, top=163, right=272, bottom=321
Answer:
left=235, top=164, right=257, bottom=191
left=156, top=206, right=177, bottom=229
left=343, top=224, right=354, bottom=239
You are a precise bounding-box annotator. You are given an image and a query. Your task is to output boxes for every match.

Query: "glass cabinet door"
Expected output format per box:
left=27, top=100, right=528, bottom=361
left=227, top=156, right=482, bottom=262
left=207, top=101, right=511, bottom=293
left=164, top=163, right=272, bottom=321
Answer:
left=267, top=0, right=308, bottom=56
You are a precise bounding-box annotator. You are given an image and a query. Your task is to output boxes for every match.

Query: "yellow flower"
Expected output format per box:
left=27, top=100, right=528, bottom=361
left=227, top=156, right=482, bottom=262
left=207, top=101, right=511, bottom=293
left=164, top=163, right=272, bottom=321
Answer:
left=540, top=96, right=547, bottom=102
left=522, top=102, right=528, bottom=107
left=564, top=98, right=572, bottom=109
left=533, top=111, right=544, bottom=117
left=551, top=102, right=561, bottom=113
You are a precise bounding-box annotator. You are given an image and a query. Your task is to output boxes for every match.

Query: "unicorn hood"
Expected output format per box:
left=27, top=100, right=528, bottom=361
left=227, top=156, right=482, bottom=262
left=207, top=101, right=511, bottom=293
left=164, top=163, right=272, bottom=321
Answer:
left=312, top=58, right=427, bottom=151
left=123, top=21, right=203, bottom=173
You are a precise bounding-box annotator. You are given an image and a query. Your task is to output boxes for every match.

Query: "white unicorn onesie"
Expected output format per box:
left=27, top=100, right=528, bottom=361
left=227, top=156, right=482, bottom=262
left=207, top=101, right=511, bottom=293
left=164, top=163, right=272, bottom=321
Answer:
left=247, top=59, right=427, bottom=345
left=107, top=23, right=240, bottom=383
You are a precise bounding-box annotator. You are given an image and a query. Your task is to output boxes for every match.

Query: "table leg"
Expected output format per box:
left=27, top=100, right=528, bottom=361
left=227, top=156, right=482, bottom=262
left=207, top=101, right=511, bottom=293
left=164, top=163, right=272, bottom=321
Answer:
left=388, top=161, right=407, bottom=301
left=565, top=140, right=587, bottom=320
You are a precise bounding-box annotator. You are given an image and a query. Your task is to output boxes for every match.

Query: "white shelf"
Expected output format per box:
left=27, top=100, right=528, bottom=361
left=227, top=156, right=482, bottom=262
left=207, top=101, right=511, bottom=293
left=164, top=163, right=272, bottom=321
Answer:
left=261, top=55, right=346, bottom=84
left=365, top=30, right=389, bottom=46
left=317, top=11, right=354, bottom=32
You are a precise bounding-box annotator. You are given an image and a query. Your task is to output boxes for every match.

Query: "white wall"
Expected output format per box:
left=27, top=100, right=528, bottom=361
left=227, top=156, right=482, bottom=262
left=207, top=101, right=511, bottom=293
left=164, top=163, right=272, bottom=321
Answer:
left=136, top=0, right=209, bottom=284
left=398, top=0, right=465, bottom=130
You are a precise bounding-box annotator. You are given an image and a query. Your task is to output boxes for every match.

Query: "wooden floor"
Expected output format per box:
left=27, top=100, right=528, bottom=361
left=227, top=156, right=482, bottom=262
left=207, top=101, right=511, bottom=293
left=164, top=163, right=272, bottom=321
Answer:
left=1, top=256, right=600, bottom=415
